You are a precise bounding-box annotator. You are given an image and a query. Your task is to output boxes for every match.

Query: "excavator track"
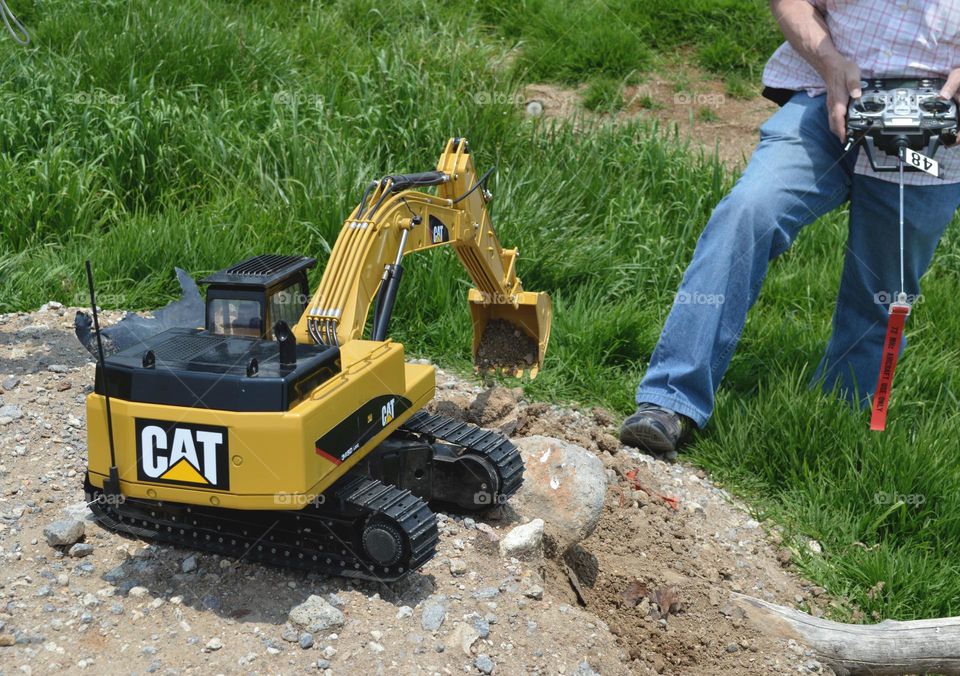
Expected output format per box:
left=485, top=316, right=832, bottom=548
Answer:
left=84, top=474, right=438, bottom=582
left=399, top=411, right=524, bottom=507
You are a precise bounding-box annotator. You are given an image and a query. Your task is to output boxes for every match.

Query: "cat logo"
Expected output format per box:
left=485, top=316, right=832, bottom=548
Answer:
left=428, top=215, right=449, bottom=244
left=381, top=397, right=396, bottom=426
left=135, top=419, right=230, bottom=490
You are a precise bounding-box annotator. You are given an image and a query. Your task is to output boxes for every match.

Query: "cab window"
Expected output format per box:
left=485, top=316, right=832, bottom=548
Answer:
left=269, top=282, right=306, bottom=329
left=207, top=299, right=262, bottom=338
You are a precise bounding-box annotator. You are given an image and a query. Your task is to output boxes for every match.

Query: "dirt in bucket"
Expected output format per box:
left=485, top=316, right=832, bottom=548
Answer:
left=475, top=318, right=539, bottom=374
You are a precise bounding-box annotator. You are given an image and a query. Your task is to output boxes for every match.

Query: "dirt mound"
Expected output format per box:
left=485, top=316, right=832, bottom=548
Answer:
left=433, top=383, right=832, bottom=673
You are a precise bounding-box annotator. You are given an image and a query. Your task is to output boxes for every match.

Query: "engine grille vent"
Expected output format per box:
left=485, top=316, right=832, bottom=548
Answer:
left=226, top=254, right=305, bottom=277
left=153, top=333, right=227, bottom=362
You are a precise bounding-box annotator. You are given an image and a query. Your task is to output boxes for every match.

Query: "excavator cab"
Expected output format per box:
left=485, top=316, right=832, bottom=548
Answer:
left=201, top=254, right=316, bottom=340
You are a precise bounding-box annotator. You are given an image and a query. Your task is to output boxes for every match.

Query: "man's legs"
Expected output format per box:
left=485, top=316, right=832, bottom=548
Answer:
left=814, top=174, right=960, bottom=403
left=633, top=94, right=853, bottom=431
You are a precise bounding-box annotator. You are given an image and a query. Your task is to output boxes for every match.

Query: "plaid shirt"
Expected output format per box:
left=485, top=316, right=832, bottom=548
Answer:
left=763, top=0, right=960, bottom=185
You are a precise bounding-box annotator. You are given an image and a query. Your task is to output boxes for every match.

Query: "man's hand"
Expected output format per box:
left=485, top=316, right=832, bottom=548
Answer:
left=823, top=54, right=862, bottom=142
left=771, top=0, right=860, bottom=142
left=939, top=68, right=960, bottom=103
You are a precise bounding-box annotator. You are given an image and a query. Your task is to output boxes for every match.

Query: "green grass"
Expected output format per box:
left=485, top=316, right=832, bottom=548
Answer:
left=582, top=78, right=624, bottom=114
left=4, top=0, right=960, bottom=622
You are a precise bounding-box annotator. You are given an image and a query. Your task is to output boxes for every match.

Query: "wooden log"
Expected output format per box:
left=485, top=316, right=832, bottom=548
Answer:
left=732, top=593, right=960, bottom=675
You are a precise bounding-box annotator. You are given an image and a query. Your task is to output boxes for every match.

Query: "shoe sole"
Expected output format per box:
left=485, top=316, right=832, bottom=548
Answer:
left=619, top=420, right=678, bottom=456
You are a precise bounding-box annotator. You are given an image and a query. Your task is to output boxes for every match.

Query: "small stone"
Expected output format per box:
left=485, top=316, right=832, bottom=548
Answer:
left=726, top=642, right=740, bottom=653
left=498, top=519, right=544, bottom=560
left=57, top=381, right=72, bottom=392
left=368, top=641, right=385, bottom=653
left=449, top=558, right=468, bottom=576
left=396, top=605, right=413, bottom=619
left=2, top=376, right=20, bottom=391
left=128, top=586, right=149, bottom=598
left=463, top=518, right=476, bottom=529
left=523, top=585, right=544, bottom=600
left=68, top=543, right=94, bottom=558
left=181, top=555, right=198, bottom=573
left=572, top=660, right=600, bottom=676
left=420, top=596, right=447, bottom=632
left=0, top=634, right=15, bottom=646
left=807, top=540, right=823, bottom=555
left=43, top=519, right=85, bottom=547
left=0, top=404, right=23, bottom=421
left=316, top=659, right=331, bottom=669
left=475, top=654, right=495, bottom=674
left=289, top=595, right=345, bottom=633
left=103, top=566, right=125, bottom=583
left=204, top=637, right=223, bottom=652
left=48, top=364, right=69, bottom=373
left=299, top=633, right=314, bottom=650
left=468, top=614, right=496, bottom=638
left=281, top=628, right=299, bottom=643
left=472, top=587, right=499, bottom=600
left=109, top=602, right=124, bottom=615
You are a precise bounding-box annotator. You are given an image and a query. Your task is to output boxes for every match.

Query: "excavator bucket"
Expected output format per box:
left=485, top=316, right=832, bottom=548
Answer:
left=469, top=289, right=552, bottom=378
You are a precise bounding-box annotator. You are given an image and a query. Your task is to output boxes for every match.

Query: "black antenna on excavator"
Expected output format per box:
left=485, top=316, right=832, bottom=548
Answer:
left=85, top=261, right=122, bottom=499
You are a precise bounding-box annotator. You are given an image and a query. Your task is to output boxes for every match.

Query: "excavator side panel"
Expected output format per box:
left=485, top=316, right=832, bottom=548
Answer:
left=86, top=341, right=435, bottom=510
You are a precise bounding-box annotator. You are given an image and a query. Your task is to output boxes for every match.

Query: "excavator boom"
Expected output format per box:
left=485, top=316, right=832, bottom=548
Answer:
left=293, top=138, right=552, bottom=376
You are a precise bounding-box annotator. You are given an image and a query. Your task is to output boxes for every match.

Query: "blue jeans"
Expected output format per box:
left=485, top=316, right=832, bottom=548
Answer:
left=636, top=93, right=960, bottom=428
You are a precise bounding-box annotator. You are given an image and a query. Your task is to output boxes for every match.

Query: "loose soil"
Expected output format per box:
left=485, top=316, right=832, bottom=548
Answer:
left=474, top=319, right=539, bottom=375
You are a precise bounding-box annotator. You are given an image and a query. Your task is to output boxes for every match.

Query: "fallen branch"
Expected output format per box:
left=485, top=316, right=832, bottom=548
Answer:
left=732, top=593, right=960, bottom=675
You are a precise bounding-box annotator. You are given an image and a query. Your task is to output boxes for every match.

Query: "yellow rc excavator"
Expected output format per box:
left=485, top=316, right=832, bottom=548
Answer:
left=83, top=139, right=552, bottom=580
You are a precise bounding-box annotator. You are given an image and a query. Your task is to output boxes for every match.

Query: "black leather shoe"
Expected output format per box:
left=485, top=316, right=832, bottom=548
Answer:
left=619, top=403, right=693, bottom=460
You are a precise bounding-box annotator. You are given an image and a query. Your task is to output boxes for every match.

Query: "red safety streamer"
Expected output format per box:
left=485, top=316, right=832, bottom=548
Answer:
left=869, top=302, right=911, bottom=431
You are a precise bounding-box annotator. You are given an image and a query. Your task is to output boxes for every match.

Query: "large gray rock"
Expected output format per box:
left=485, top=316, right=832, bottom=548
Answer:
left=510, top=436, right=606, bottom=552
left=289, top=595, right=345, bottom=633
left=43, top=519, right=85, bottom=547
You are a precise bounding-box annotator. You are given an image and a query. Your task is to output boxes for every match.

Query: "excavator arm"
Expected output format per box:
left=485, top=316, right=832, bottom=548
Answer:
left=293, top=138, right=551, bottom=375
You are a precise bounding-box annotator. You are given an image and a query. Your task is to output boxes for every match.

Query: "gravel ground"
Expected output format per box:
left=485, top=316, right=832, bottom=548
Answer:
left=0, top=306, right=832, bottom=675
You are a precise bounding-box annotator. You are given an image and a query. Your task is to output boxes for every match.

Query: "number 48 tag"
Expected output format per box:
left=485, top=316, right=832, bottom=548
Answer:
left=901, top=147, right=942, bottom=178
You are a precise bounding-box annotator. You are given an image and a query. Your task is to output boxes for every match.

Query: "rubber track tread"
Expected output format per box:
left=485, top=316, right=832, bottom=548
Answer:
left=400, top=411, right=524, bottom=501
left=84, top=474, right=438, bottom=582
